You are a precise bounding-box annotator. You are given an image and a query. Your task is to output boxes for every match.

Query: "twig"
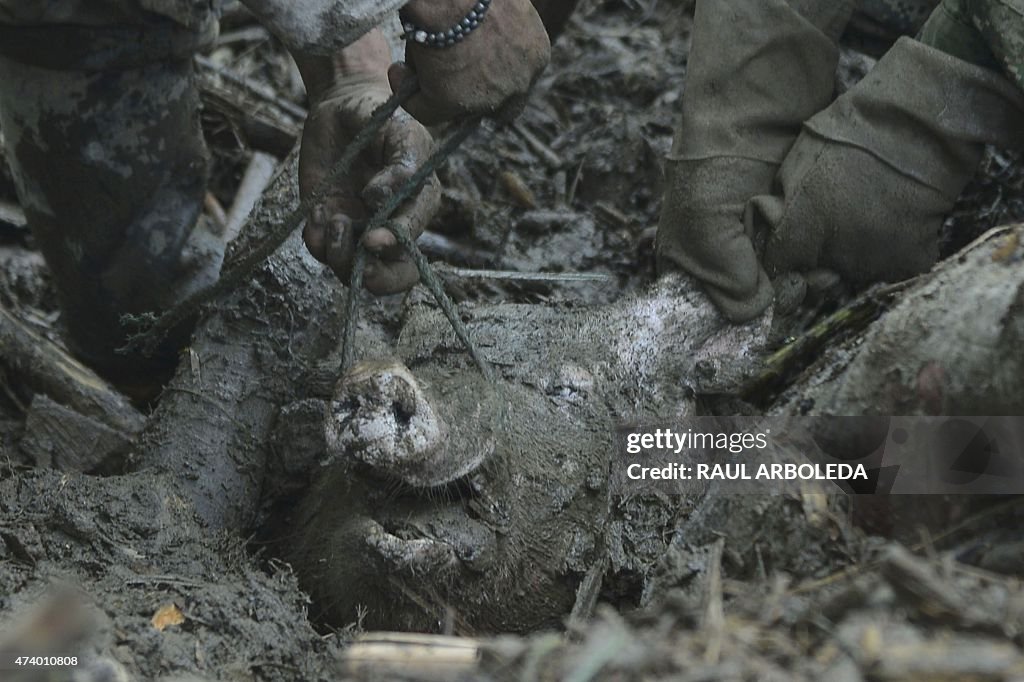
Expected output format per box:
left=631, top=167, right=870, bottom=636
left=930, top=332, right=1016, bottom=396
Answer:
left=702, top=538, right=726, bottom=665
left=567, top=158, right=585, bottom=206
left=433, top=265, right=615, bottom=284
left=225, top=151, right=278, bottom=242
left=199, top=74, right=300, bottom=157
left=339, top=632, right=482, bottom=678
left=215, top=26, right=270, bottom=47
left=787, top=498, right=1024, bottom=599
left=124, top=575, right=206, bottom=588
left=0, top=303, right=143, bottom=434
left=0, top=366, right=27, bottom=414
left=512, top=121, right=563, bottom=168
left=195, top=55, right=307, bottom=120
left=418, top=231, right=495, bottom=267
left=204, top=192, right=228, bottom=230
left=740, top=280, right=913, bottom=404
left=568, top=556, right=609, bottom=626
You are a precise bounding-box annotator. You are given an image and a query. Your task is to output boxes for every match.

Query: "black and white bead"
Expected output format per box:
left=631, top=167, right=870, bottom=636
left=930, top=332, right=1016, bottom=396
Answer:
left=401, top=0, right=492, bottom=48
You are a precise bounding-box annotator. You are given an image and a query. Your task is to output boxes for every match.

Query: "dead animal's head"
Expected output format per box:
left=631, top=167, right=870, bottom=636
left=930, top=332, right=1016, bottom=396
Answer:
left=325, top=359, right=495, bottom=488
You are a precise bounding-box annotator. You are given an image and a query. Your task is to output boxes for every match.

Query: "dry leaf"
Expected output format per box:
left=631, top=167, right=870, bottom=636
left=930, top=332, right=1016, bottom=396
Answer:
left=500, top=171, right=537, bottom=209
left=992, top=231, right=1020, bottom=263
left=151, top=603, right=185, bottom=632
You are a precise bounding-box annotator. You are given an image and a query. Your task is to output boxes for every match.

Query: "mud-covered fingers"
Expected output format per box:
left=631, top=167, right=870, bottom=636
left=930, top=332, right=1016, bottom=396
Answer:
left=362, top=207, right=434, bottom=295
left=298, top=105, right=362, bottom=279
left=361, top=157, right=441, bottom=295
left=302, top=207, right=329, bottom=261
left=359, top=110, right=439, bottom=250
left=361, top=107, right=436, bottom=200
left=363, top=172, right=441, bottom=252
left=303, top=208, right=357, bottom=280
left=363, top=258, right=420, bottom=295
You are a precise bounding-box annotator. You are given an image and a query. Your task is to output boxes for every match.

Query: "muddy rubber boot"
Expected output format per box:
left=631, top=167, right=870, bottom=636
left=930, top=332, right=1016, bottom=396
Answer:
left=0, top=21, right=225, bottom=387
left=656, top=0, right=856, bottom=322
left=752, top=37, right=1024, bottom=288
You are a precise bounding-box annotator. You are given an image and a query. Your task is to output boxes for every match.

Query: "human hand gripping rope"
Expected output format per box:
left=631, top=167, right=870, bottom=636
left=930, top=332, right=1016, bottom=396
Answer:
left=121, top=77, right=494, bottom=381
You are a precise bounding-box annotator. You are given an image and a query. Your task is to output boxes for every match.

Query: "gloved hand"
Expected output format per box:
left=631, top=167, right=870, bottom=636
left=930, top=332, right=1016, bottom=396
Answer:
left=388, top=0, right=552, bottom=125
left=655, top=0, right=854, bottom=322
left=752, top=38, right=1024, bottom=293
left=296, top=32, right=441, bottom=295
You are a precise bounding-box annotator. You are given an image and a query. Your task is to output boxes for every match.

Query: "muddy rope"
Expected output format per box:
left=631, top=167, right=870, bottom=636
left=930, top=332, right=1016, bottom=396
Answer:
left=120, top=79, right=493, bottom=381
left=119, top=78, right=417, bottom=356
left=339, top=116, right=490, bottom=380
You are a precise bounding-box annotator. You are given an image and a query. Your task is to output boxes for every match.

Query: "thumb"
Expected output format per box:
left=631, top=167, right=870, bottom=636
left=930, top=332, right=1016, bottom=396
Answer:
left=387, top=61, right=414, bottom=96
left=389, top=61, right=452, bottom=126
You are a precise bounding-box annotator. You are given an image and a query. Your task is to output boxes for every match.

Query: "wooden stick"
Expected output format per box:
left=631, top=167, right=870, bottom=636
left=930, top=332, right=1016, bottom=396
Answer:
left=225, top=151, right=279, bottom=243
left=434, top=264, right=615, bottom=284
left=339, top=632, right=482, bottom=680
left=0, top=303, right=144, bottom=435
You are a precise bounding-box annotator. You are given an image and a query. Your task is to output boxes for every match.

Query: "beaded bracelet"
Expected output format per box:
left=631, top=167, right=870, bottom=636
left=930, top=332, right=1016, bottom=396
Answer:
left=401, top=0, right=493, bottom=48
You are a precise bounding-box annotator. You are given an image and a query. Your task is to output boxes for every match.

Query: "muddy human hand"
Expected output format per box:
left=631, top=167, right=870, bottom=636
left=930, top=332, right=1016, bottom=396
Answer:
left=389, top=0, right=551, bottom=126
left=295, top=31, right=441, bottom=295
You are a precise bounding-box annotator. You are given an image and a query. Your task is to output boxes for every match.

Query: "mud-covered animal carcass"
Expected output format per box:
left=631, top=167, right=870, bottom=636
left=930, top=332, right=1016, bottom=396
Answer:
left=276, top=272, right=772, bottom=632
left=272, top=220, right=1024, bottom=634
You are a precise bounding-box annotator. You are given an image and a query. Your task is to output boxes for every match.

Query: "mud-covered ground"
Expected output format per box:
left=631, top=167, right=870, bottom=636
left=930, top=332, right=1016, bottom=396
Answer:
left=3, top=0, right=1024, bottom=680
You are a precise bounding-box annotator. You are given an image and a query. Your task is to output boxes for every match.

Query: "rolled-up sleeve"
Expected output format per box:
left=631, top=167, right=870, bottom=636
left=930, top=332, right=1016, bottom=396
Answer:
left=240, top=0, right=406, bottom=55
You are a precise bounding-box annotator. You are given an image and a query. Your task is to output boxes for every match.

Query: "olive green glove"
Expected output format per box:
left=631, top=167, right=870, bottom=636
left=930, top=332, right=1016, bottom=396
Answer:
left=656, top=0, right=856, bottom=322
left=753, top=38, right=1024, bottom=289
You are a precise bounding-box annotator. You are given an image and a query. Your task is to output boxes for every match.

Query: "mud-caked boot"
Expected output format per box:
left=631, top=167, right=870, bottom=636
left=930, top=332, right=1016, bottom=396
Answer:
left=656, top=0, right=857, bottom=322
left=0, top=16, right=225, bottom=388
left=752, top=37, right=1024, bottom=288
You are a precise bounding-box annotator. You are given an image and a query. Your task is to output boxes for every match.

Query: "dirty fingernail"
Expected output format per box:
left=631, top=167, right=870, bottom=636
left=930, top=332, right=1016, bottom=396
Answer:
left=364, top=228, right=398, bottom=251
left=331, top=214, right=350, bottom=238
